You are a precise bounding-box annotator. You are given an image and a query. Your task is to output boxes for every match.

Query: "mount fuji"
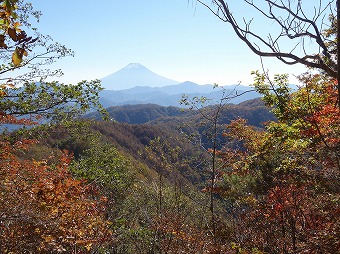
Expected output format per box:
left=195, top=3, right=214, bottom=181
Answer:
left=101, top=63, right=179, bottom=90
left=98, top=63, right=262, bottom=107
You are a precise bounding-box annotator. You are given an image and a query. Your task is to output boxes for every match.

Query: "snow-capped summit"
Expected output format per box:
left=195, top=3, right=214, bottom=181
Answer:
left=124, top=63, right=145, bottom=69
left=101, top=63, right=179, bottom=90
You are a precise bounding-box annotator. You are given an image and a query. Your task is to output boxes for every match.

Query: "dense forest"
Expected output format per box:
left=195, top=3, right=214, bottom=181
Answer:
left=1, top=1, right=339, bottom=253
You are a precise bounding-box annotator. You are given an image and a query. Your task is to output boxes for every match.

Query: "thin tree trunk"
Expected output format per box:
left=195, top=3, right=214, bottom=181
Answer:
left=337, top=0, right=340, bottom=109
left=159, top=173, right=163, bottom=217
left=290, top=216, right=297, bottom=254
left=210, top=143, right=216, bottom=237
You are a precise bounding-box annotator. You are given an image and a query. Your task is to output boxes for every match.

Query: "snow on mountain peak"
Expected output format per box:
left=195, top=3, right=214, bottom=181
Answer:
left=125, top=63, right=144, bottom=69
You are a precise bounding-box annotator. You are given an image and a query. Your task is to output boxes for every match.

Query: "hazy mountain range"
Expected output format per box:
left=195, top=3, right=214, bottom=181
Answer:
left=100, top=63, right=261, bottom=107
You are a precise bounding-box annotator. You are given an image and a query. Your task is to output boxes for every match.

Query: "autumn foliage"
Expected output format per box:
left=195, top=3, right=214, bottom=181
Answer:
left=0, top=1, right=339, bottom=253
left=211, top=73, right=340, bottom=253
left=0, top=139, right=112, bottom=253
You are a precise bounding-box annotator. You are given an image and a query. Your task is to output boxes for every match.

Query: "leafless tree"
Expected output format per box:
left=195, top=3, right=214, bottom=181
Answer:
left=194, top=0, right=340, bottom=106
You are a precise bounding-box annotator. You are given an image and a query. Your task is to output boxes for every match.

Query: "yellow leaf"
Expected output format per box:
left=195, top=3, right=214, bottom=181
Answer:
left=12, top=49, right=22, bottom=66
left=0, top=89, right=6, bottom=97
left=42, top=235, right=54, bottom=243
left=85, top=243, right=92, bottom=251
left=13, top=21, right=21, bottom=29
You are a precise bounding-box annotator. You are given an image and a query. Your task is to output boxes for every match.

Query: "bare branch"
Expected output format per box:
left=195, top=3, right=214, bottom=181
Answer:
left=196, top=0, right=337, bottom=78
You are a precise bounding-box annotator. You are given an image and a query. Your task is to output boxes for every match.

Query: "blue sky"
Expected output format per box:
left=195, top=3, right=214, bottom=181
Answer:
left=27, top=0, right=328, bottom=86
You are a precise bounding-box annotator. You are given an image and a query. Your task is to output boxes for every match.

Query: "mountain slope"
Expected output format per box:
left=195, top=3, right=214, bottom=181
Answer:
left=101, top=63, right=179, bottom=90
left=86, top=98, right=274, bottom=127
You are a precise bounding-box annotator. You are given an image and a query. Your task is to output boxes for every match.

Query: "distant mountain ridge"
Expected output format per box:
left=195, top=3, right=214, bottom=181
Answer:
left=99, top=81, right=260, bottom=107
left=99, top=63, right=261, bottom=107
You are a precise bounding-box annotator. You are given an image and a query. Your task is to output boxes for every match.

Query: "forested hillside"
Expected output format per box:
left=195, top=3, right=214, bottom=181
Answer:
left=1, top=1, right=339, bottom=253
left=86, top=98, right=274, bottom=126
